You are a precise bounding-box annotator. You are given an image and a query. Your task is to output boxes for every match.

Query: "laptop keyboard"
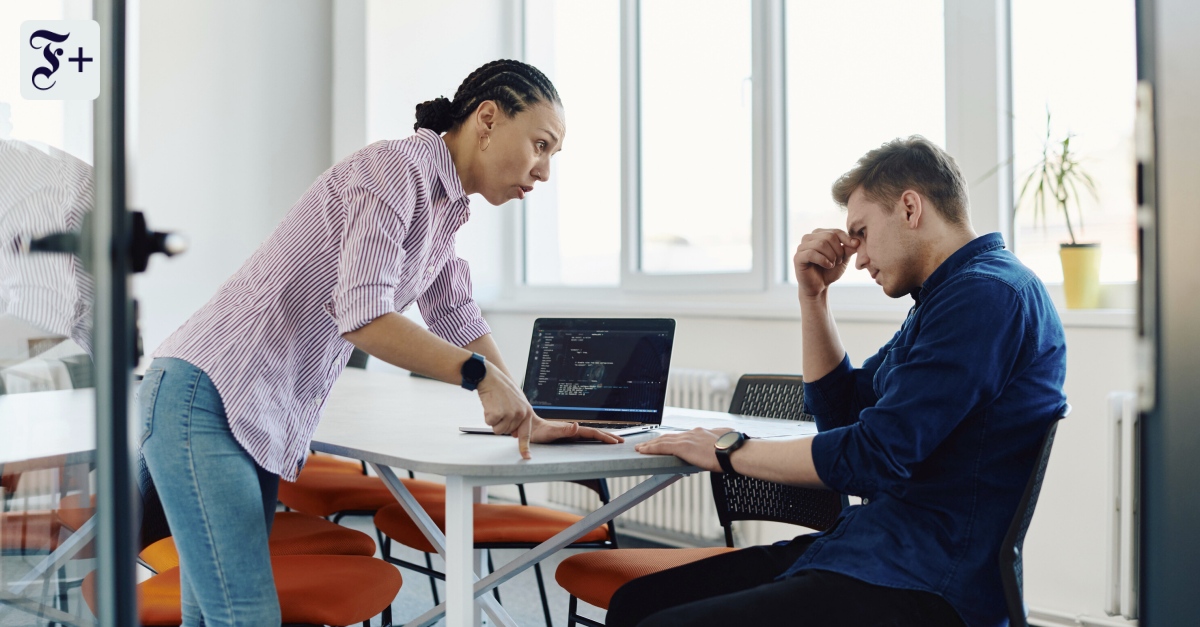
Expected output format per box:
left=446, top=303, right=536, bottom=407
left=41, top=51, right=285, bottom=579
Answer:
left=578, top=422, right=644, bottom=430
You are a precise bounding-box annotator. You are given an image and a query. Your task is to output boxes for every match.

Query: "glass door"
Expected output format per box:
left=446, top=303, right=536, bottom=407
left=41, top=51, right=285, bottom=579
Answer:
left=2, top=1, right=180, bottom=624
left=2, top=1, right=106, bottom=624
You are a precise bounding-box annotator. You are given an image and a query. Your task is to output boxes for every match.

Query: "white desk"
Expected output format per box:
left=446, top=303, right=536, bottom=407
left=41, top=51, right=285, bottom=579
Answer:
left=0, top=388, right=95, bottom=471
left=0, top=388, right=97, bottom=627
left=313, top=369, right=817, bottom=627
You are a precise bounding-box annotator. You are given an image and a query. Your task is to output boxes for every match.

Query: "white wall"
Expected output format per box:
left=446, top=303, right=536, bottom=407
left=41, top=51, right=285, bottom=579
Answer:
left=364, top=0, right=520, bottom=304
left=133, top=0, right=334, bottom=355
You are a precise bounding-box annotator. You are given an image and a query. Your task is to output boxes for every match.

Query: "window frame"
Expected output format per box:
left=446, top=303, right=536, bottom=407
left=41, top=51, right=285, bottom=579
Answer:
left=497, top=0, right=1134, bottom=319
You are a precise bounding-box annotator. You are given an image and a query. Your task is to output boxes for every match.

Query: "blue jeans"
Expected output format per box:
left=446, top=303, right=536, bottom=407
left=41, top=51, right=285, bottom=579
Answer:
left=137, top=357, right=281, bottom=627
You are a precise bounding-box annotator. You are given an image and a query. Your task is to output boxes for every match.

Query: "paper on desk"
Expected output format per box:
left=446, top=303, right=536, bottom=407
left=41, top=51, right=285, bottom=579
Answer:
left=662, top=409, right=817, bottom=439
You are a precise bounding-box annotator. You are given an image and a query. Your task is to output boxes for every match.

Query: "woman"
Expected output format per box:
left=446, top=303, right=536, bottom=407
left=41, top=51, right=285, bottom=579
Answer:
left=138, top=59, right=620, bottom=626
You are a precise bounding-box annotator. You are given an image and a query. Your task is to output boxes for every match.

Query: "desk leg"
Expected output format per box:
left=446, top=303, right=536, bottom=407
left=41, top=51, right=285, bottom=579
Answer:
left=372, top=466, right=519, bottom=627
left=473, top=472, right=686, bottom=597
left=7, top=515, right=96, bottom=595
left=473, top=486, right=485, bottom=627
left=445, top=475, right=475, bottom=627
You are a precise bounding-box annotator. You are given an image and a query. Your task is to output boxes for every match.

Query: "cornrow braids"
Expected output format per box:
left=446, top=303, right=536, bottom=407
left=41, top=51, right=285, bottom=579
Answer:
left=413, top=59, right=561, bottom=133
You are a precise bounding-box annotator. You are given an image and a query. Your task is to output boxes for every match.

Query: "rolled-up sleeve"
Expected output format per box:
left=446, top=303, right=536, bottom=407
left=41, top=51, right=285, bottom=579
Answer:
left=328, top=153, right=417, bottom=335
left=417, top=255, right=491, bottom=346
left=810, top=278, right=1027, bottom=498
left=805, top=353, right=881, bottom=432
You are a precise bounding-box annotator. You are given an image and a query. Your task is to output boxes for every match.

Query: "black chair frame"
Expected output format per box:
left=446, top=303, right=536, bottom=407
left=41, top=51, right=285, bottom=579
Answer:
left=1000, top=403, right=1070, bottom=627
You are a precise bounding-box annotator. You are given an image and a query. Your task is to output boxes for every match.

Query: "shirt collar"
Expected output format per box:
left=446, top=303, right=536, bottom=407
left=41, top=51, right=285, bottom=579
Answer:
left=414, top=128, right=469, bottom=205
left=915, top=232, right=1006, bottom=305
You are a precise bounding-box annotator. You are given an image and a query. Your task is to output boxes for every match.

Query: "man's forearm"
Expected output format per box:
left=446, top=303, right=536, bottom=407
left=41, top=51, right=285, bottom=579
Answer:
left=729, top=437, right=826, bottom=488
left=800, top=293, right=847, bottom=382
left=342, top=312, right=473, bottom=385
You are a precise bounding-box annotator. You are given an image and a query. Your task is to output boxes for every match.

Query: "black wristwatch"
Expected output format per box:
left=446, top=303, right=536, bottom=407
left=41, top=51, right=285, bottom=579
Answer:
left=460, top=353, right=487, bottom=391
left=714, top=431, right=750, bottom=474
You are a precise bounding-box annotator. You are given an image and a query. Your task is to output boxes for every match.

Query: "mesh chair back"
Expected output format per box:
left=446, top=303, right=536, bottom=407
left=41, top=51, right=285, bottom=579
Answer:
left=1000, top=404, right=1070, bottom=627
left=731, top=375, right=815, bottom=422
left=710, top=375, right=845, bottom=545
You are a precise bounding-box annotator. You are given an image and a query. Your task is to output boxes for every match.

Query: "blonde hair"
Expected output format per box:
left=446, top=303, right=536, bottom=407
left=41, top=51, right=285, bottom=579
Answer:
left=832, top=136, right=970, bottom=226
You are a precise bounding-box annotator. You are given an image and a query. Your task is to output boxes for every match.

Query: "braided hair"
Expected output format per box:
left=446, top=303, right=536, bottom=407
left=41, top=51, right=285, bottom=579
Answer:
left=414, top=59, right=561, bottom=133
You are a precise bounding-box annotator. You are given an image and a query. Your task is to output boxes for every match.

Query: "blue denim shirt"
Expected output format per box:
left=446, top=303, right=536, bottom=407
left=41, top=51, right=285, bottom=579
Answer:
left=788, top=233, right=1067, bottom=627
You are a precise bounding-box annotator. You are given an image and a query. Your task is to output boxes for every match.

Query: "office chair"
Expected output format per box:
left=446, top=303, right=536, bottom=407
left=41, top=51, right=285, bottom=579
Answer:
left=1001, top=403, right=1071, bottom=627
left=137, top=511, right=378, bottom=573
left=375, top=479, right=617, bottom=627
left=555, top=374, right=845, bottom=627
left=82, top=554, right=401, bottom=627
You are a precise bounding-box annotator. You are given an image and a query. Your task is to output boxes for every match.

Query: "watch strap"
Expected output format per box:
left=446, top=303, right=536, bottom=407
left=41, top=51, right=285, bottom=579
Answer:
left=460, top=352, right=487, bottom=391
left=715, top=432, right=748, bottom=474
left=716, top=447, right=737, bottom=474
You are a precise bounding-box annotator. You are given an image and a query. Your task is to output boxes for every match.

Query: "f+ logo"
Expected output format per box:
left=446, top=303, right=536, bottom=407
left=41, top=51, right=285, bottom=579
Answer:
left=21, top=21, right=100, bottom=101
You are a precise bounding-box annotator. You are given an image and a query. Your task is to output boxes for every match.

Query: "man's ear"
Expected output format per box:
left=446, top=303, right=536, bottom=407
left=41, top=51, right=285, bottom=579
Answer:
left=901, top=190, right=923, bottom=229
left=474, top=100, right=498, bottom=133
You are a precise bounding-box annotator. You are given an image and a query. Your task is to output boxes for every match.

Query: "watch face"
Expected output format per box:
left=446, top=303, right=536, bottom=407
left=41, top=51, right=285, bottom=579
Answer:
left=462, top=354, right=486, bottom=381
left=715, top=431, right=742, bottom=450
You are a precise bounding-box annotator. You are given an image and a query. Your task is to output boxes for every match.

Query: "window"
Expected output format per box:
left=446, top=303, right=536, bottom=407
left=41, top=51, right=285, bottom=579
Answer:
left=511, top=0, right=1133, bottom=312
left=523, top=0, right=622, bottom=286
left=638, top=0, right=754, bottom=275
left=785, top=0, right=946, bottom=285
left=1010, top=0, right=1137, bottom=284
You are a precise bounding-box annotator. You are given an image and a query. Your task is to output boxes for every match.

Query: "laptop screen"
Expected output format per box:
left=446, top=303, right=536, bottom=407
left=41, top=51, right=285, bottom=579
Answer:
left=523, top=318, right=676, bottom=424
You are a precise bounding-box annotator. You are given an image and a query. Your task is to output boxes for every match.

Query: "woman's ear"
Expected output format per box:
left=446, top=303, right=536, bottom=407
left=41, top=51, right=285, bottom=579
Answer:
left=474, top=100, right=498, bottom=133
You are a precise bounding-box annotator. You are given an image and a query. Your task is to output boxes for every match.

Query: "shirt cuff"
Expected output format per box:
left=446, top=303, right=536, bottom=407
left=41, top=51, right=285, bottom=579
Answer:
left=803, top=353, right=854, bottom=417
left=810, top=427, right=860, bottom=496
left=327, top=294, right=395, bottom=336
left=426, top=300, right=492, bottom=347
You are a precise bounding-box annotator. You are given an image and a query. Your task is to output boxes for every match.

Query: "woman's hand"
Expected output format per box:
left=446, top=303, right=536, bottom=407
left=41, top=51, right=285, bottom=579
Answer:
left=476, top=365, right=537, bottom=458
left=529, top=417, right=625, bottom=445
left=633, top=428, right=733, bottom=472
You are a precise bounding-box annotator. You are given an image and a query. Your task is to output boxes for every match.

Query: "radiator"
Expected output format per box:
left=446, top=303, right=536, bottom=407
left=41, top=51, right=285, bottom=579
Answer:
left=1106, top=391, right=1139, bottom=620
left=546, top=368, right=734, bottom=543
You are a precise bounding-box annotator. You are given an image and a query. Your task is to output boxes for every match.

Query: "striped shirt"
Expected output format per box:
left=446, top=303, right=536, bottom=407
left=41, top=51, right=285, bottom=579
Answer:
left=0, top=139, right=94, bottom=355
left=154, top=129, right=490, bottom=481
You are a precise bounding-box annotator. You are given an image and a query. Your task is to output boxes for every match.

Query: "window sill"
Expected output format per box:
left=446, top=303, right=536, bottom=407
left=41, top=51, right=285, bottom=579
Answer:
left=480, top=287, right=1136, bottom=329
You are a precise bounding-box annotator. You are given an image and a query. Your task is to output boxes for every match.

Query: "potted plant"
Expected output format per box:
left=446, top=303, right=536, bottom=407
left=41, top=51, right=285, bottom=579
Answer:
left=1015, top=111, right=1102, bottom=308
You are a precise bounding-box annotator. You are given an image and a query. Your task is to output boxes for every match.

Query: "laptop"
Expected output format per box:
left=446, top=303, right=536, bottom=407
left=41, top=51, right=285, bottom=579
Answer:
left=461, top=318, right=676, bottom=437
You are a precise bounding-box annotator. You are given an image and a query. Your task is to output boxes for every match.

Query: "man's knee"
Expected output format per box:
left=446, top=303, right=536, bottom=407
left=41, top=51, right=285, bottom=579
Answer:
left=606, top=576, right=657, bottom=627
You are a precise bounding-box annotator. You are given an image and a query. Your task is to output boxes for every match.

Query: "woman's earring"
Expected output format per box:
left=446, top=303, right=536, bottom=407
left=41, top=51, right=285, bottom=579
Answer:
left=479, top=134, right=490, bottom=152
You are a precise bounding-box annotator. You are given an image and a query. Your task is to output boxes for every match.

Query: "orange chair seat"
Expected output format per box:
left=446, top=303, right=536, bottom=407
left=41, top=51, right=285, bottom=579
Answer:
left=83, top=555, right=402, bottom=626
left=304, top=452, right=367, bottom=475
left=139, top=512, right=376, bottom=573
left=2, top=495, right=98, bottom=556
left=278, top=469, right=444, bottom=517
left=1, top=510, right=62, bottom=553
left=556, top=547, right=738, bottom=609
left=1, top=473, right=20, bottom=494
left=374, top=501, right=610, bottom=554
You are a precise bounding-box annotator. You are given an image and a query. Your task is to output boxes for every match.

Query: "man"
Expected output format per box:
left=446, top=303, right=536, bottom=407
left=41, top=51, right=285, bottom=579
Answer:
left=613, top=136, right=1067, bottom=627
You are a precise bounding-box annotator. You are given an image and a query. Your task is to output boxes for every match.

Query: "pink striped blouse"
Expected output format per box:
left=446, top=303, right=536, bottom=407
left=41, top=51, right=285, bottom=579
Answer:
left=0, top=139, right=94, bottom=355
left=154, top=129, right=490, bottom=481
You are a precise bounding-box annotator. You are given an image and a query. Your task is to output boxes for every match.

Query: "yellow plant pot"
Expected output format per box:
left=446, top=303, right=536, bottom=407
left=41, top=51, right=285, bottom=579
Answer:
left=1060, top=244, right=1101, bottom=309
